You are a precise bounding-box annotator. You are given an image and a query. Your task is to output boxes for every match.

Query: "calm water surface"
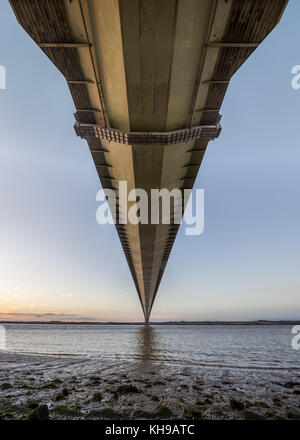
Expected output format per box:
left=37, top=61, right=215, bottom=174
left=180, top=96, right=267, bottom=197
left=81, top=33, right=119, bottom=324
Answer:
left=2, top=324, right=299, bottom=370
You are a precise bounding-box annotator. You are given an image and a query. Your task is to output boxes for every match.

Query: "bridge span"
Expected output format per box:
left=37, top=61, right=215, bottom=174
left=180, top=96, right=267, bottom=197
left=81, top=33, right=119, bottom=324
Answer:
left=10, top=0, right=288, bottom=322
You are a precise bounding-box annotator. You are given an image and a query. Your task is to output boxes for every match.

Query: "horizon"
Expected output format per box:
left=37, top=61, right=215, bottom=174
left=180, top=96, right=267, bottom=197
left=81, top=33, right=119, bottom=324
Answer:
left=0, top=315, right=300, bottom=324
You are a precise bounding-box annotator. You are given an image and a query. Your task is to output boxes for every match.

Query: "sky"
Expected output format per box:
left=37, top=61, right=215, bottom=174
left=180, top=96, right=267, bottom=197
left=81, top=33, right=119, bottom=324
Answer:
left=0, top=1, right=299, bottom=322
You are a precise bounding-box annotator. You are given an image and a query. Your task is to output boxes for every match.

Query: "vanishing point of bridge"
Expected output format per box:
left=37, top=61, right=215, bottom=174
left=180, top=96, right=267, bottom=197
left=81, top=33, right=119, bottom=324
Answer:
left=10, top=0, right=288, bottom=322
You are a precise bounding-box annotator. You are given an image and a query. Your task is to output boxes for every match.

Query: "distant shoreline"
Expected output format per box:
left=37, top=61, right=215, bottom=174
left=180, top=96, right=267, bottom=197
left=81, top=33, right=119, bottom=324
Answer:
left=0, top=320, right=299, bottom=326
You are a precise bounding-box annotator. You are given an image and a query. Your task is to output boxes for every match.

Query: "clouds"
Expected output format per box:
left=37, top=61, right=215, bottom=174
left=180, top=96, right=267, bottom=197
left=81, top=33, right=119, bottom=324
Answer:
left=0, top=312, right=99, bottom=322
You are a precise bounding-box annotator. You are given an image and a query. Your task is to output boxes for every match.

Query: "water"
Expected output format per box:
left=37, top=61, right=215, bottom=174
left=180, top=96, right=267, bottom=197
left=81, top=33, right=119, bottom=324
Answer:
left=2, top=324, right=299, bottom=371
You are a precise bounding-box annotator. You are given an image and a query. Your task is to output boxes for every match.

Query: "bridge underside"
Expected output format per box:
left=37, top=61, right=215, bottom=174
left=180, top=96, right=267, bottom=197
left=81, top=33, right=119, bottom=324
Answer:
left=10, top=0, right=288, bottom=321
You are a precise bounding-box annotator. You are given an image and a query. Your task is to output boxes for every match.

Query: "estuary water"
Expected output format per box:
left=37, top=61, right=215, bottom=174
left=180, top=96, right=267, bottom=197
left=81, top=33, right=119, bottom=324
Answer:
left=1, top=324, right=299, bottom=371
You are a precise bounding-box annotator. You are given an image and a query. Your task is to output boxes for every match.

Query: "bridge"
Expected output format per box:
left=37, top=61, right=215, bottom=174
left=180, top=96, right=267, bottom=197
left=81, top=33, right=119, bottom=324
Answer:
left=10, top=0, right=288, bottom=322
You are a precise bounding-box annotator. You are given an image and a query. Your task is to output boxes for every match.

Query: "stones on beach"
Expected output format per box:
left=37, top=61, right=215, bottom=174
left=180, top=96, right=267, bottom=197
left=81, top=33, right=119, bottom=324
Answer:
left=89, top=376, right=101, bottom=382
left=196, top=397, right=212, bottom=406
left=115, top=384, right=140, bottom=394
left=183, top=407, right=203, bottom=420
left=87, top=407, right=120, bottom=419
left=93, top=391, right=102, bottom=402
left=153, top=380, right=166, bottom=386
left=286, top=408, right=300, bottom=420
left=2, top=358, right=300, bottom=421
left=87, top=378, right=101, bottom=387
left=54, top=392, right=66, bottom=401
left=40, top=378, right=62, bottom=390
left=241, top=410, right=264, bottom=420
left=41, top=381, right=58, bottom=389
left=62, top=387, right=69, bottom=397
left=26, top=399, right=39, bottom=409
left=154, top=404, right=173, bottom=418
left=230, top=398, right=245, bottom=411
left=111, top=383, right=140, bottom=400
left=51, top=403, right=81, bottom=417
left=52, top=387, right=69, bottom=401
left=53, top=378, right=62, bottom=384
left=0, top=382, right=11, bottom=390
left=133, top=404, right=173, bottom=420
left=132, top=409, right=150, bottom=418
left=22, top=383, right=34, bottom=390
left=283, top=381, right=299, bottom=389
left=27, top=404, right=49, bottom=420
left=272, top=397, right=282, bottom=407
left=253, top=401, right=269, bottom=408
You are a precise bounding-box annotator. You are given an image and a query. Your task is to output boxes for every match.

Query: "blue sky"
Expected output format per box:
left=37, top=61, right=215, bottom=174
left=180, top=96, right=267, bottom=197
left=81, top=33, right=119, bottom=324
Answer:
left=0, top=1, right=299, bottom=322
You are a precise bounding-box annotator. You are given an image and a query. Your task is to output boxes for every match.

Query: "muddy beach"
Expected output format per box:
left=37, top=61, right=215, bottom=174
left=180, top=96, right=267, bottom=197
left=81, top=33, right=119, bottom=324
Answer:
left=1, top=350, right=300, bottom=420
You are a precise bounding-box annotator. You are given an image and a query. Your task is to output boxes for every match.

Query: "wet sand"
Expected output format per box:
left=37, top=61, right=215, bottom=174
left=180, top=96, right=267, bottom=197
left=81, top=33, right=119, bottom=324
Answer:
left=1, top=351, right=300, bottom=420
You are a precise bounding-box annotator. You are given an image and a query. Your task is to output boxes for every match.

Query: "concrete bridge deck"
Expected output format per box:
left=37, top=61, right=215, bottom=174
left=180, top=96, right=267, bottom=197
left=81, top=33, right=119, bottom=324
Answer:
left=10, top=0, right=288, bottom=322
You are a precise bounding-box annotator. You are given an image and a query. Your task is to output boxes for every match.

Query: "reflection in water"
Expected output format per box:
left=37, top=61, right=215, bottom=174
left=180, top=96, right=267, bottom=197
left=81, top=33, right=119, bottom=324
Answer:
left=5, top=324, right=299, bottom=370
left=136, top=325, right=157, bottom=362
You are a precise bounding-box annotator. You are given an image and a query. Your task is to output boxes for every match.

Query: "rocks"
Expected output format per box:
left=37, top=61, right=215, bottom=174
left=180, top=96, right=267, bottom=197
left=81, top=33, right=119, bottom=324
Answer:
left=62, top=387, right=69, bottom=397
left=242, top=410, right=264, bottom=420
left=51, top=403, right=81, bottom=417
left=87, top=379, right=101, bottom=387
left=116, top=384, right=140, bottom=394
left=54, top=393, right=66, bottom=402
left=100, top=408, right=119, bottom=419
left=196, top=397, right=212, bottom=406
left=27, top=399, right=39, bottom=409
left=230, top=398, right=245, bottom=411
left=89, top=376, right=101, bottom=382
left=53, top=378, right=62, bottom=384
left=286, top=408, right=300, bottom=420
left=183, top=408, right=202, bottom=420
left=1, top=354, right=300, bottom=421
left=155, top=405, right=173, bottom=419
left=153, top=380, right=166, bottom=386
left=22, top=383, right=34, bottom=390
left=28, top=404, right=49, bottom=420
left=253, top=401, right=268, bottom=408
left=0, top=383, right=11, bottom=390
left=93, top=392, right=102, bottom=402
left=133, top=409, right=152, bottom=419
left=273, top=397, right=282, bottom=407
left=41, top=381, right=58, bottom=390
left=133, top=404, right=173, bottom=420
left=283, top=381, right=299, bottom=389
left=88, top=407, right=120, bottom=419
left=53, top=387, right=68, bottom=401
